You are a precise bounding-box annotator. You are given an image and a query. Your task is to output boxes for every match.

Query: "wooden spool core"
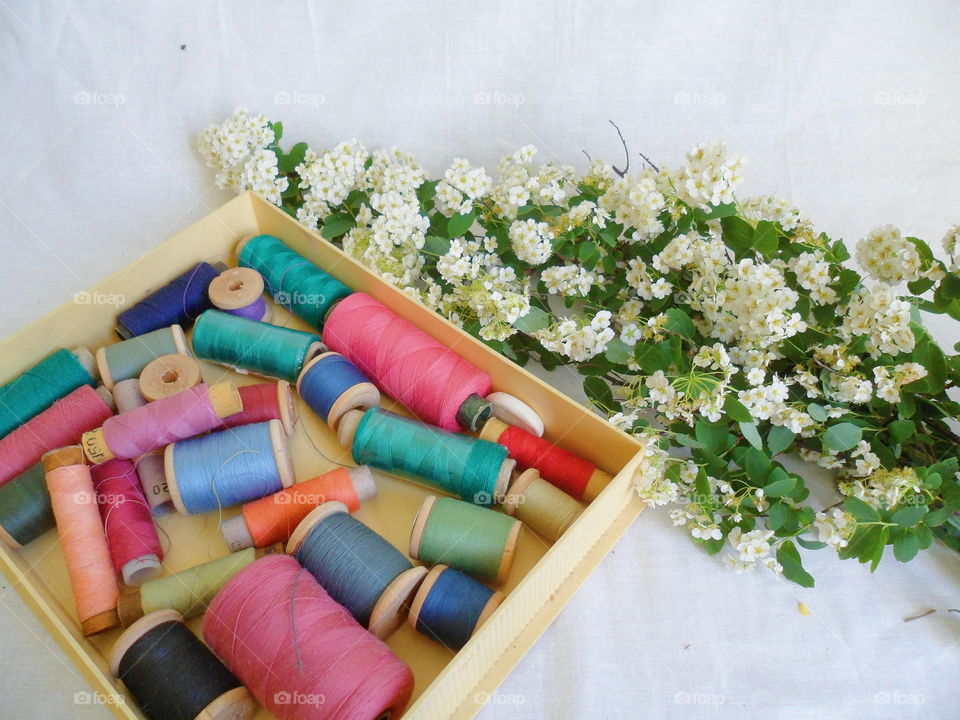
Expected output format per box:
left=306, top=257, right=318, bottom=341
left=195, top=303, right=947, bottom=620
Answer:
left=337, top=408, right=366, bottom=452
left=478, top=416, right=509, bottom=444
left=42, top=445, right=85, bottom=472
left=71, top=346, right=99, bottom=382
left=209, top=267, right=265, bottom=311
left=297, top=352, right=381, bottom=431
left=96, top=325, right=188, bottom=390
left=275, top=380, right=298, bottom=435
left=139, top=354, right=203, bottom=401
left=502, top=468, right=538, bottom=516
left=0, top=522, right=21, bottom=551
left=486, top=391, right=544, bottom=437
left=208, top=382, right=244, bottom=418
left=582, top=469, right=612, bottom=503
left=407, top=564, right=505, bottom=640
left=287, top=502, right=425, bottom=638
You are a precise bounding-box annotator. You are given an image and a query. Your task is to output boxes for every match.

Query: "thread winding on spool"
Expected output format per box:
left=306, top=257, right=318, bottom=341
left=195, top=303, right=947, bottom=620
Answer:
left=204, top=554, right=415, bottom=720
left=208, top=266, right=271, bottom=321
left=408, top=565, right=504, bottom=651
left=504, top=468, right=584, bottom=542
left=222, top=466, right=376, bottom=551
left=112, top=378, right=148, bottom=413
left=0, top=385, right=113, bottom=487
left=297, top=352, right=380, bottom=430
left=117, top=544, right=283, bottom=626
left=339, top=407, right=513, bottom=506
left=410, top=495, right=521, bottom=585
left=193, top=309, right=324, bottom=383
left=165, top=420, right=294, bottom=515
left=90, top=459, right=163, bottom=586
left=96, top=326, right=189, bottom=390
left=81, top=382, right=242, bottom=464
left=0, top=464, right=55, bottom=549
left=138, top=353, right=203, bottom=401
left=0, top=348, right=96, bottom=439
left=111, top=609, right=255, bottom=720
left=287, top=502, right=426, bottom=638
left=135, top=451, right=173, bottom=516
left=43, top=446, right=119, bottom=635
left=116, top=262, right=220, bottom=339
left=486, top=391, right=545, bottom=437
left=210, top=381, right=298, bottom=435
left=323, top=292, right=494, bottom=431
left=480, top=416, right=612, bottom=502
left=237, top=233, right=352, bottom=328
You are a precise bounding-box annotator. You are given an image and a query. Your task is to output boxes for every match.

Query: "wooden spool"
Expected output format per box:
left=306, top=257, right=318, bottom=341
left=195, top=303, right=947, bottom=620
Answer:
left=96, top=324, right=189, bottom=390
left=208, top=267, right=270, bottom=321
left=139, top=354, right=203, bottom=401
left=296, top=352, right=381, bottom=431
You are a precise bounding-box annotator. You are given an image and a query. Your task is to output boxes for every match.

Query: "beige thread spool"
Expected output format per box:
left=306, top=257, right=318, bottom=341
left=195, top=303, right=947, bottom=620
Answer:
left=406, top=564, right=504, bottom=643
left=503, top=468, right=584, bottom=542
left=297, top=352, right=381, bottom=431
left=139, top=354, right=203, bottom=401
left=208, top=267, right=271, bottom=322
left=286, top=502, right=428, bottom=639
left=96, top=325, right=189, bottom=390
left=113, top=378, right=148, bottom=412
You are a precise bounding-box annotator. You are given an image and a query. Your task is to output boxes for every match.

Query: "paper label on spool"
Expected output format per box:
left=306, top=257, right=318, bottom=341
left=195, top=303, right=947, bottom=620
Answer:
left=81, top=428, right=114, bottom=464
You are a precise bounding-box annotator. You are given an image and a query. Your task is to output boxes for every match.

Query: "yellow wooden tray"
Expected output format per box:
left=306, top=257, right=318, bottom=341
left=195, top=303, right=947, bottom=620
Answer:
left=0, top=192, right=649, bottom=720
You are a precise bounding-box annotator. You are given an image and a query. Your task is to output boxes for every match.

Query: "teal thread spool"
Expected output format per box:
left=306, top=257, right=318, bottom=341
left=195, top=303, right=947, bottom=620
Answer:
left=409, top=495, right=522, bottom=585
left=96, top=326, right=189, bottom=390
left=0, top=348, right=96, bottom=438
left=237, top=234, right=352, bottom=329
left=192, top=310, right=324, bottom=383
left=0, top=463, right=55, bottom=549
left=338, top=407, right=514, bottom=506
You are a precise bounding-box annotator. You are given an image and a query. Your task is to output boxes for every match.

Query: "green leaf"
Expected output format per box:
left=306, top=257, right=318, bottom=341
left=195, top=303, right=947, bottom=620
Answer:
left=764, top=475, right=797, bottom=498
left=321, top=213, right=356, bottom=239
left=447, top=211, right=476, bottom=238
left=870, top=527, right=889, bottom=571
left=514, top=306, right=551, bottom=333
left=766, top=502, right=789, bottom=532
left=723, top=396, right=753, bottom=423
left=892, top=531, right=920, bottom=562
left=583, top=377, right=614, bottom=411
left=887, top=419, right=915, bottom=443
left=604, top=338, right=632, bottom=364
left=767, top=426, right=795, bottom=456
left=822, top=422, right=863, bottom=453
left=664, top=308, right=696, bottom=340
left=906, top=335, right=947, bottom=394
left=752, top=220, right=779, bottom=256
left=673, top=433, right=706, bottom=450
left=578, top=241, right=601, bottom=270
left=807, top=403, right=828, bottom=422
left=270, top=121, right=283, bottom=142
left=695, top=420, right=730, bottom=454
left=278, top=141, right=308, bottom=173
left=890, top=505, right=926, bottom=526
left=797, top=537, right=827, bottom=550
left=777, top=541, right=815, bottom=588
left=720, top=216, right=754, bottom=255
left=739, top=422, right=764, bottom=450
left=743, top=448, right=772, bottom=484
left=423, top=235, right=451, bottom=256
left=844, top=496, right=880, bottom=523
left=924, top=506, right=951, bottom=527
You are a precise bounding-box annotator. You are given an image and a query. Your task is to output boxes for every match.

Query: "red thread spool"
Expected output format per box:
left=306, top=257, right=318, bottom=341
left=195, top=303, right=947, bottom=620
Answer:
left=214, top=381, right=298, bottom=436
left=480, top=417, right=611, bottom=502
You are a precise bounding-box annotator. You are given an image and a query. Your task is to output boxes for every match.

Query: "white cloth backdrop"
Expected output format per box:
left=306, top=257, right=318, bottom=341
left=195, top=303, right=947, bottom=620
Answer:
left=1, top=2, right=958, bottom=718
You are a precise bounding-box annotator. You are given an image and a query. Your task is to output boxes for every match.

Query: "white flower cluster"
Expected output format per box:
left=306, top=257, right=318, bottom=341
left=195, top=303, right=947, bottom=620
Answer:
left=841, top=284, right=915, bottom=357
left=740, top=195, right=803, bottom=231
left=363, top=147, right=425, bottom=196
left=855, top=225, right=922, bottom=285
left=197, top=108, right=288, bottom=205
left=723, top=527, right=782, bottom=575
left=943, top=224, right=960, bottom=271
left=639, top=343, right=736, bottom=424
left=435, top=158, right=493, bottom=216
left=509, top=218, right=555, bottom=265
left=848, top=440, right=881, bottom=477
left=625, top=259, right=673, bottom=301
left=296, top=139, right=369, bottom=228
left=671, top=141, right=745, bottom=209
left=598, top=168, right=666, bottom=241
left=737, top=376, right=815, bottom=434
left=633, top=439, right=675, bottom=506
left=541, top=264, right=599, bottom=297
left=872, top=363, right=927, bottom=403
left=812, top=508, right=856, bottom=549
left=839, top=467, right=922, bottom=510
left=489, top=145, right=575, bottom=219
left=535, top=311, right=615, bottom=363
left=788, top=251, right=838, bottom=305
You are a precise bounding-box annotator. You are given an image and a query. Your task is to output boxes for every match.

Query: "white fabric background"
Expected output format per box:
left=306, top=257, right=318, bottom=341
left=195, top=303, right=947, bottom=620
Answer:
left=1, top=1, right=959, bottom=718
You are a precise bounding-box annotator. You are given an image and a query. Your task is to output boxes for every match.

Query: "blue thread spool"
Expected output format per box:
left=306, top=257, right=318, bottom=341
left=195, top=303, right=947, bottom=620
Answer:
left=117, top=262, right=221, bottom=339
left=287, top=502, right=427, bottom=638
left=164, top=420, right=294, bottom=515
left=408, top=565, right=504, bottom=650
left=297, top=352, right=380, bottom=430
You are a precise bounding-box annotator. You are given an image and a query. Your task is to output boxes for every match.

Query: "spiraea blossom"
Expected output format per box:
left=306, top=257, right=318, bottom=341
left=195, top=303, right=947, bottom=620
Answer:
left=855, top=224, right=923, bottom=284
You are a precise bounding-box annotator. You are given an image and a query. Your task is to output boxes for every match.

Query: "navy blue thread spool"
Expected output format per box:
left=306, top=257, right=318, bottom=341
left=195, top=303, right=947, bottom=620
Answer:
left=297, top=352, right=380, bottom=431
left=407, top=565, right=504, bottom=650
left=116, top=262, right=222, bottom=339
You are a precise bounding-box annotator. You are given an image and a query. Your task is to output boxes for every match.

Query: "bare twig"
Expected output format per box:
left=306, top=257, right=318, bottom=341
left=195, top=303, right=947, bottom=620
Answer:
left=903, top=609, right=936, bottom=622
left=638, top=149, right=660, bottom=173
left=582, top=149, right=593, bottom=163
left=609, top=120, right=629, bottom=178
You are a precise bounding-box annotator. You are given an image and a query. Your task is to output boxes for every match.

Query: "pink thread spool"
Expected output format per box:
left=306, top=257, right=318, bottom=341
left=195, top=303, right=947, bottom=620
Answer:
left=0, top=385, right=113, bottom=487
left=91, top=459, right=163, bottom=586
left=44, top=446, right=120, bottom=636
left=111, top=379, right=173, bottom=514
left=81, top=383, right=243, bottom=463
left=322, top=292, right=492, bottom=431
left=204, top=554, right=415, bottom=720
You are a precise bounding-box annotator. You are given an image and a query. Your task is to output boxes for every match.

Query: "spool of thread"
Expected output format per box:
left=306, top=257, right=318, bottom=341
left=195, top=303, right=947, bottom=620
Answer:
left=504, top=468, right=584, bottom=542
left=95, top=325, right=189, bottom=390
left=486, top=391, right=545, bottom=437
left=480, top=416, right=612, bottom=502
left=116, top=261, right=221, bottom=339
left=237, top=233, right=352, bottom=328
left=323, top=291, right=494, bottom=432
left=81, top=382, right=242, bottom=463
left=43, top=446, right=119, bottom=635
left=90, top=459, right=163, bottom=586
left=0, top=464, right=55, bottom=549
left=287, top=502, right=426, bottom=638
left=222, top=466, right=376, bottom=551
left=208, top=266, right=271, bottom=321
left=204, top=554, right=415, bottom=719
left=214, top=381, right=298, bottom=435
left=408, top=565, right=504, bottom=651
left=135, top=451, right=173, bottom=515
left=138, top=354, right=203, bottom=401
left=339, top=407, right=513, bottom=506
left=0, top=347, right=96, bottom=438
left=0, top=385, right=113, bottom=487
left=409, top=495, right=521, bottom=585
left=165, top=420, right=294, bottom=515
left=117, top=544, right=284, bottom=626
left=297, top=352, right=380, bottom=430
left=192, top=309, right=324, bottom=383
left=111, top=609, right=255, bottom=720
left=112, top=378, right=148, bottom=413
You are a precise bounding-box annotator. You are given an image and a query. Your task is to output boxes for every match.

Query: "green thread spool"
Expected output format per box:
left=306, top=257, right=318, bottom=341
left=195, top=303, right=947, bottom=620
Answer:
left=0, top=348, right=96, bottom=438
left=503, top=469, right=585, bottom=542
left=237, top=234, right=353, bottom=329
left=0, top=463, right=55, bottom=549
left=409, top=495, right=522, bottom=585
left=342, top=407, right=514, bottom=506
left=192, top=309, right=324, bottom=383
left=96, top=326, right=189, bottom=390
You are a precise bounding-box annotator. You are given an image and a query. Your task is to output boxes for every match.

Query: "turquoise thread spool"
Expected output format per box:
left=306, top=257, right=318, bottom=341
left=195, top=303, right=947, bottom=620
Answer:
left=0, top=463, right=55, bottom=549
left=96, top=326, right=190, bottom=390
